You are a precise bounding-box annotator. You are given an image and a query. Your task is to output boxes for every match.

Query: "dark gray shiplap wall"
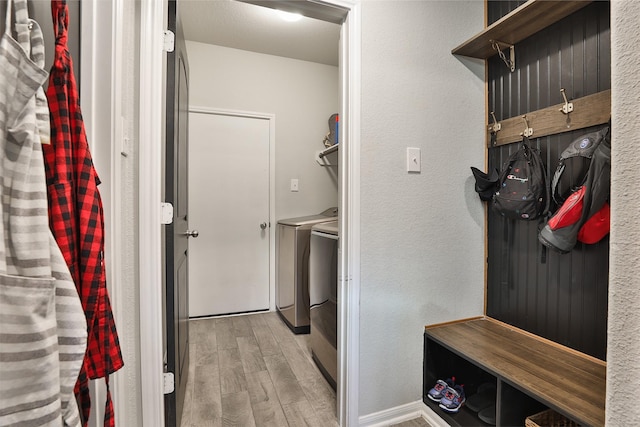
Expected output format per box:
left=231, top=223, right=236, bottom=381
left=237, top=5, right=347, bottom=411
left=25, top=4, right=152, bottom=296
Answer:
left=486, top=1, right=610, bottom=360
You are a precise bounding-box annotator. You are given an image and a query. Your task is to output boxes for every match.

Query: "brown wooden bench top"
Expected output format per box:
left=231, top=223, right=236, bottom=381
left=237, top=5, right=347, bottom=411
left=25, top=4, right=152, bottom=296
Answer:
left=425, top=317, right=606, bottom=427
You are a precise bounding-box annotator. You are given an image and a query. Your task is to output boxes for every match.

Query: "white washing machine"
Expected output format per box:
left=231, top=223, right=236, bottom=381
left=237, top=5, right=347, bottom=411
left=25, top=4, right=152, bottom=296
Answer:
left=309, top=220, right=339, bottom=389
left=276, top=208, right=337, bottom=334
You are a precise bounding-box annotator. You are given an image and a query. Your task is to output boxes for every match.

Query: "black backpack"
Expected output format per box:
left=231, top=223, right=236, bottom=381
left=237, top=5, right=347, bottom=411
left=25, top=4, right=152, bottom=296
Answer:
left=549, top=127, right=607, bottom=208
left=538, top=126, right=611, bottom=253
left=493, top=137, right=549, bottom=220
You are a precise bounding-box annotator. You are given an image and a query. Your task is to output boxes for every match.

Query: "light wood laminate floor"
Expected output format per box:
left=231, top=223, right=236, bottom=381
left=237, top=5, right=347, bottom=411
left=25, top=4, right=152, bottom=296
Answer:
left=180, top=312, right=430, bottom=427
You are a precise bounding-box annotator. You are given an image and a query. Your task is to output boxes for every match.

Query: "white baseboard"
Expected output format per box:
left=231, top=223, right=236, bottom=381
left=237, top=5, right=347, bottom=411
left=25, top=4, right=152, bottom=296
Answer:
left=420, top=403, right=451, bottom=427
left=358, top=400, right=450, bottom=427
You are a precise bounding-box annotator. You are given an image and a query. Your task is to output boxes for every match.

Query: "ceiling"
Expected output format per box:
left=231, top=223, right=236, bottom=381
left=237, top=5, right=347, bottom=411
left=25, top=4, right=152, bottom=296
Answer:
left=180, top=0, right=341, bottom=67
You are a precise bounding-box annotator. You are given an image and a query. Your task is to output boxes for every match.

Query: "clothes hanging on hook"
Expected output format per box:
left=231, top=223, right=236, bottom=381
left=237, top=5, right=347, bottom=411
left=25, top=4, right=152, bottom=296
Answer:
left=0, top=0, right=87, bottom=425
left=42, top=1, right=124, bottom=426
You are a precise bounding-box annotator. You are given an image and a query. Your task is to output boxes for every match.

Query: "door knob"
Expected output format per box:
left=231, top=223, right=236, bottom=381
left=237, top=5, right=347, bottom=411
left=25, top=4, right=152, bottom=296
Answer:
left=260, top=222, right=267, bottom=230
left=184, top=230, right=199, bottom=238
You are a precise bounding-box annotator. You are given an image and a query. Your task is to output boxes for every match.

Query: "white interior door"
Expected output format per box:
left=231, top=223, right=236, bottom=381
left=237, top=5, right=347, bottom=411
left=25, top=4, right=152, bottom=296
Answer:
left=188, top=111, right=271, bottom=317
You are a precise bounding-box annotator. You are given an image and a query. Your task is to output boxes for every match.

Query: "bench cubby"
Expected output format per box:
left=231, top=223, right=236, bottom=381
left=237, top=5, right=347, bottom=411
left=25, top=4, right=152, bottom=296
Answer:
left=423, top=318, right=605, bottom=427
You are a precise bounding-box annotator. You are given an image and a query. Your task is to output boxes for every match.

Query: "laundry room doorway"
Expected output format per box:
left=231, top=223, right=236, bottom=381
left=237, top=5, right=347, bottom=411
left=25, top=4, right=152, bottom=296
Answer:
left=188, top=109, right=273, bottom=318
left=139, top=1, right=362, bottom=426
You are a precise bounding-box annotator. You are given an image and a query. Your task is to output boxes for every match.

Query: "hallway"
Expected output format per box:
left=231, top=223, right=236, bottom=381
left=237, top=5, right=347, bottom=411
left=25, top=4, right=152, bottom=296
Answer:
left=179, top=311, right=431, bottom=427
left=180, top=312, right=339, bottom=426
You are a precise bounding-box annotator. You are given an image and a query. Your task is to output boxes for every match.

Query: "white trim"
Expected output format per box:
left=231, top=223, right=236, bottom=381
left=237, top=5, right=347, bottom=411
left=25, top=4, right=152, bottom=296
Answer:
left=420, top=404, right=451, bottom=427
left=358, top=401, right=449, bottom=427
left=187, top=107, right=277, bottom=312
left=80, top=1, right=95, bottom=122
left=81, top=0, right=123, bottom=425
left=139, top=0, right=166, bottom=426
left=358, top=401, right=426, bottom=427
left=335, top=2, right=360, bottom=426
left=79, top=3, right=101, bottom=426
left=109, top=0, right=126, bottom=425
left=189, top=106, right=273, bottom=121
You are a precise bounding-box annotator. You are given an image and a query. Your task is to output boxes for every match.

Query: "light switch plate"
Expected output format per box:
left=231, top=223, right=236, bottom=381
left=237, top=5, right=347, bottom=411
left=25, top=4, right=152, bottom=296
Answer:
left=290, top=179, right=299, bottom=192
left=407, top=147, right=421, bottom=172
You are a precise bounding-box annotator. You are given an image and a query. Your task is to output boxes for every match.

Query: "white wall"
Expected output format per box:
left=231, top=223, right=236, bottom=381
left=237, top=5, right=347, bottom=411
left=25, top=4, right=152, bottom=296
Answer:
left=358, top=0, right=485, bottom=416
left=607, top=1, right=640, bottom=425
left=185, top=41, right=339, bottom=221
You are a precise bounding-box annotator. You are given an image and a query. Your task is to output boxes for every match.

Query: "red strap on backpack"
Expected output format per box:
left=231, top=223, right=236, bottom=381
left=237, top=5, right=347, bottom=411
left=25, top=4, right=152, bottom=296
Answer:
left=578, top=202, right=610, bottom=244
left=547, top=185, right=610, bottom=244
left=548, top=186, right=586, bottom=230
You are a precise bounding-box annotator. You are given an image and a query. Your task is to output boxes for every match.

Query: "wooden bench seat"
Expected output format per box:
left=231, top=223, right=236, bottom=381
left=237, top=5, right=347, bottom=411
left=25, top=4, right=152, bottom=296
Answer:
left=424, top=317, right=606, bottom=426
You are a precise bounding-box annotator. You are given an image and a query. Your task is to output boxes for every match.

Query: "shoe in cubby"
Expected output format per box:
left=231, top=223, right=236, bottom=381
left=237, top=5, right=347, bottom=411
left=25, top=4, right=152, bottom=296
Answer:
left=439, top=384, right=466, bottom=413
left=466, top=382, right=496, bottom=413
left=426, top=377, right=455, bottom=402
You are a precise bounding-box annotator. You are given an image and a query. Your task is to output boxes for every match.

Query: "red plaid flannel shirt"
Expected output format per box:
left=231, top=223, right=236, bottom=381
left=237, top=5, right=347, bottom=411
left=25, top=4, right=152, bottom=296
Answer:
left=42, top=2, right=124, bottom=426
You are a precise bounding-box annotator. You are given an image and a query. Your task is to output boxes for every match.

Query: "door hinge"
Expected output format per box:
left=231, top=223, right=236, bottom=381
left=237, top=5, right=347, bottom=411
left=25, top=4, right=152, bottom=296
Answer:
left=161, top=202, right=174, bottom=225
left=163, top=30, right=175, bottom=52
left=163, top=372, right=175, bottom=394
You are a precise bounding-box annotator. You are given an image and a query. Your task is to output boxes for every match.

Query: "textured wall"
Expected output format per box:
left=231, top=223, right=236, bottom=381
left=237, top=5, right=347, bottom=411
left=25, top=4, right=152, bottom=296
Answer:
left=185, top=41, right=339, bottom=222
left=115, top=1, right=142, bottom=425
left=607, top=1, right=640, bottom=424
left=359, top=0, right=485, bottom=416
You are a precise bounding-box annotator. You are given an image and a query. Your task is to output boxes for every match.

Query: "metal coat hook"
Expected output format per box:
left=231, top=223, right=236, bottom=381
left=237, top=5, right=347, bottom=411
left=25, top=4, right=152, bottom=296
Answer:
left=490, top=111, right=501, bottom=132
left=520, top=115, right=533, bottom=137
left=559, top=88, right=574, bottom=114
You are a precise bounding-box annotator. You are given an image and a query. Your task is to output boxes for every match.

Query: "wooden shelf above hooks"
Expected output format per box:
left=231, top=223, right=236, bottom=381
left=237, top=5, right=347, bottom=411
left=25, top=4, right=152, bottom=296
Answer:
left=452, top=0, right=593, bottom=59
left=487, top=89, right=611, bottom=147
